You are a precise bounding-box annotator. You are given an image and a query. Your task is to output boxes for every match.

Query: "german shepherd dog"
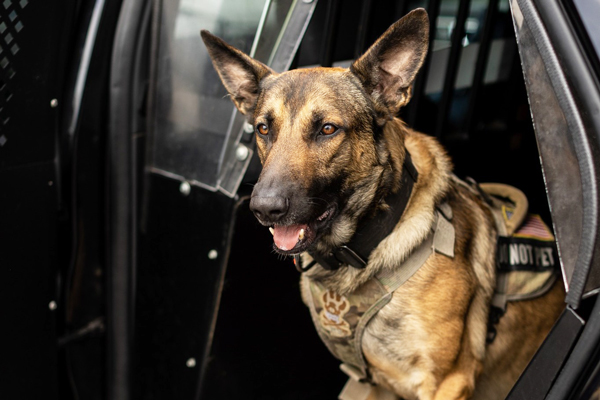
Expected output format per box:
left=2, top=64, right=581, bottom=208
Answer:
left=202, top=9, right=564, bottom=400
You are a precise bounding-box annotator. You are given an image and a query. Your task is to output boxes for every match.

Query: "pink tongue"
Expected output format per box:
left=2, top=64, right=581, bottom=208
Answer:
left=273, top=224, right=307, bottom=251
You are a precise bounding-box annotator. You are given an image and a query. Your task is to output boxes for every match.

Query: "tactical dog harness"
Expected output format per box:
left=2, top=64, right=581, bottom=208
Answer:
left=477, top=182, right=559, bottom=342
left=295, top=172, right=558, bottom=400
left=306, top=205, right=455, bottom=383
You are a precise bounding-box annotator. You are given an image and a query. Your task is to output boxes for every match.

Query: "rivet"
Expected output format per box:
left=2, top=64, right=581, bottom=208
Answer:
left=49, top=301, right=57, bottom=311
left=50, top=99, right=58, bottom=108
left=243, top=122, right=254, bottom=134
left=179, top=181, right=191, bottom=196
left=208, top=249, right=218, bottom=260
left=236, top=144, right=249, bottom=161
left=186, top=358, right=196, bottom=368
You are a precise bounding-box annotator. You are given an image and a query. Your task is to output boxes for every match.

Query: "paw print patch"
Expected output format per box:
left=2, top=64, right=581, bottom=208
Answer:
left=319, top=290, right=352, bottom=337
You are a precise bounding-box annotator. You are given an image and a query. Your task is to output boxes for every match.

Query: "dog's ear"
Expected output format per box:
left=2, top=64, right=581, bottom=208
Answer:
left=351, top=8, right=429, bottom=123
left=201, top=30, right=273, bottom=117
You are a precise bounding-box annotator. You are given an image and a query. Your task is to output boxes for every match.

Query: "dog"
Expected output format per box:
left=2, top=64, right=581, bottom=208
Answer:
left=201, top=9, right=564, bottom=400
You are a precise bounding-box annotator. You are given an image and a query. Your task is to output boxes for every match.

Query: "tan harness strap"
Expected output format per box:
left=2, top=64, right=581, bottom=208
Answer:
left=306, top=207, right=455, bottom=400
left=336, top=208, right=455, bottom=399
left=375, top=225, right=436, bottom=292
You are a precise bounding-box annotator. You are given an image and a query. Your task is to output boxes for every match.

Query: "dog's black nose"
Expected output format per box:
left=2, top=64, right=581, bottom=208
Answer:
left=250, top=196, right=289, bottom=222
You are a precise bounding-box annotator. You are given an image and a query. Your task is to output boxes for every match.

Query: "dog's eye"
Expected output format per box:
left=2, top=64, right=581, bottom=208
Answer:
left=257, top=123, right=269, bottom=135
left=320, top=124, right=337, bottom=135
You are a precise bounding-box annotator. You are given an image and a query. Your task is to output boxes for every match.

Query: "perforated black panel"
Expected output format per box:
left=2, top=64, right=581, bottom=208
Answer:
left=0, top=1, right=25, bottom=143
left=0, top=0, right=72, bottom=399
left=0, top=0, right=26, bottom=148
left=0, top=0, right=58, bottom=168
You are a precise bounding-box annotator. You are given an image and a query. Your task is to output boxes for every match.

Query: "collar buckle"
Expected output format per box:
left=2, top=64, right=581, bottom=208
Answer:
left=306, top=246, right=367, bottom=272
left=335, top=246, right=367, bottom=269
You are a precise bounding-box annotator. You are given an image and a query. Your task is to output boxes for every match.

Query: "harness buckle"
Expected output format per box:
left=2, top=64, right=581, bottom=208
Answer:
left=486, top=305, right=506, bottom=344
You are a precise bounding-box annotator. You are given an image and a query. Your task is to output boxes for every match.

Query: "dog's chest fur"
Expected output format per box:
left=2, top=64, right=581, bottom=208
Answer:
left=300, top=132, right=499, bottom=399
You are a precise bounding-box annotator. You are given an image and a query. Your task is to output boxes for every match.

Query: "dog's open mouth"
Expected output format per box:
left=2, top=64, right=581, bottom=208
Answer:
left=270, top=206, right=336, bottom=254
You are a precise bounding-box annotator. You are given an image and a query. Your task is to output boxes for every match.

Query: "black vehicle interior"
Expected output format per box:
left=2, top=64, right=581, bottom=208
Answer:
left=195, top=0, right=554, bottom=399
left=6, top=0, right=600, bottom=399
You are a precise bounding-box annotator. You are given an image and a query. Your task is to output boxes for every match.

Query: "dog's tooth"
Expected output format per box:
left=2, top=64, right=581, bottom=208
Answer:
left=299, top=229, right=305, bottom=241
left=269, top=227, right=274, bottom=236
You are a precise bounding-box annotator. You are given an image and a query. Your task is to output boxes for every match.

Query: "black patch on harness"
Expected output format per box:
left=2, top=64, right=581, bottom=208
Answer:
left=496, top=237, right=558, bottom=272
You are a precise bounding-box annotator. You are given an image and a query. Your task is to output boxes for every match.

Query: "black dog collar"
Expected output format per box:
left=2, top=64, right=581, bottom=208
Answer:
left=295, top=152, right=418, bottom=272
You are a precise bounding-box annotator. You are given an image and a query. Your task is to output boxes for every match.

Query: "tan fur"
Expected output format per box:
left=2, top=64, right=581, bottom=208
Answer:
left=201, top=10, right=565, bottom=399
left=298, top=129, right=564, bottom=399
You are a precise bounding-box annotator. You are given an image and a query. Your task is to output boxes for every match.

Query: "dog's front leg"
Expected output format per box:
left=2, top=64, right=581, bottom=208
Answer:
left=430, top=341, right=483, bottom=400
left=431, top=287, right=489, bottom=400
left=432, top=367, right=480, bottom=400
